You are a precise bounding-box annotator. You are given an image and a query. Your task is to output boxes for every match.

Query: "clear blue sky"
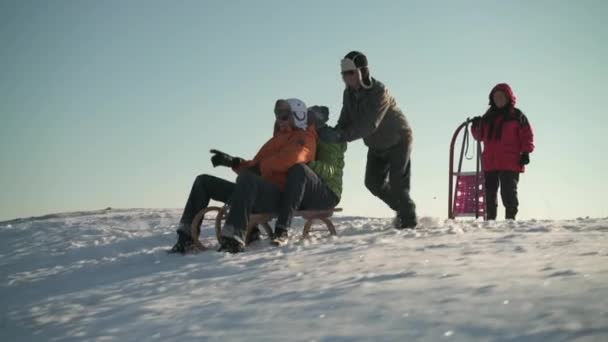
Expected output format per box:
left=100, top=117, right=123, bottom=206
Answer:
left=1, top=0, right=607, bottom=221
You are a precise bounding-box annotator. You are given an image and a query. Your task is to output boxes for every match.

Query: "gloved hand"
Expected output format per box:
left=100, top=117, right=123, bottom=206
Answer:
left=470, top=116, right=482, bottom=128
left=210, top=149, right=243, bottom=168
left=519, top=153, right=530, bottom=166
left=318, top=126, right=344, bottom=143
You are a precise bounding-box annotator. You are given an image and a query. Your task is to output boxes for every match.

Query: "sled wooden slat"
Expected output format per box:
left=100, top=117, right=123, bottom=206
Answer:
left=191, top=206, right=342, bottom=247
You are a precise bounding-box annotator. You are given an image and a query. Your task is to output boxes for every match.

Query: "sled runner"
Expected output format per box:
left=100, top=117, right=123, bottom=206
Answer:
left=190, top=206, right=342, bottom=249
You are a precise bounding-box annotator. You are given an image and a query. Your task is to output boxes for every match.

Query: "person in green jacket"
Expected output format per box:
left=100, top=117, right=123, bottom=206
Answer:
left=273, top=103, right=347, bottom=244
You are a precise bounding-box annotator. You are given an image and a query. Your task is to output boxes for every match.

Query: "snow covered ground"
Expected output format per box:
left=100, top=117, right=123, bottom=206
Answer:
left=1, top=209, right=607, bottom=342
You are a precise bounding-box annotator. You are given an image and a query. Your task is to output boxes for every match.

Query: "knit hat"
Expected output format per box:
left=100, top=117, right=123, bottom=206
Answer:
left=341, top=51, right=373, bottom=89
left=308, top=105, right=330, bottom=128
left=286, top=98, right=308, bottom=130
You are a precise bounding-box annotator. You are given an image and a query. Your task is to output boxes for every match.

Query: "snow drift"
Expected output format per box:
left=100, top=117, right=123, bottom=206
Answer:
left=1, top=209, right=607, bottom=341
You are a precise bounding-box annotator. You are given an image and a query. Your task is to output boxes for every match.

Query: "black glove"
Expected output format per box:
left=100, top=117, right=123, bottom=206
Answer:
left=318, top=126, right=344, bottom=143
left=519, top=153, right=530, bottom=166
left=470, top=116, right=482, bottom=128
left=210, top=149, right=243, bottom=168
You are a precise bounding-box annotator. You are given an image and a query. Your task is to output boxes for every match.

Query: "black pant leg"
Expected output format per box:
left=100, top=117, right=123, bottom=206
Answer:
left=276, top=164, right=339, bottom=230
left=223, top=170, right=282, bottom=242
left=178, top=175, right=235, bottom=235
left=484, top=171, right=500, bottom=220
left=387, top=140, right=416, bottom=222
left=298, top=165, right=339, bottom=211
left=364, top=148, right=396, bottom=210
left=499, top=171, right=520, bottom=219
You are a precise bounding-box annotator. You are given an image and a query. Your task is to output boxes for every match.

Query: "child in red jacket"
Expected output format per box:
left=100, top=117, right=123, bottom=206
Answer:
left=471, top=83, right=535, bottom=220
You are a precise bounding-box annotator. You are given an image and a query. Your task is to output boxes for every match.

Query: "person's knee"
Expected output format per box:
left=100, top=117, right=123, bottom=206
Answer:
left=365, top=176, right=383, bottom=194
left=236, top=170, right=258, bottom=185
left=195, top=174, right=213, bottom=187
left=287, top=164, right=307, bottom=181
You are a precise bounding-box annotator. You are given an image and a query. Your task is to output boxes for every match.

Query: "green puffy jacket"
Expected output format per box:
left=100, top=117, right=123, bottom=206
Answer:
left=308, top=140, right=347, bottom=200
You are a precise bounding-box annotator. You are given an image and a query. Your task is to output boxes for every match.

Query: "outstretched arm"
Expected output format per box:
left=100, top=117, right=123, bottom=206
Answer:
left=339, top=86, right=390, bottom=142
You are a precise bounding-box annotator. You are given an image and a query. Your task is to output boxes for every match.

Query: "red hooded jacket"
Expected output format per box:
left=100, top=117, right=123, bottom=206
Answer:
left=472, top=83, right=535, bottom=173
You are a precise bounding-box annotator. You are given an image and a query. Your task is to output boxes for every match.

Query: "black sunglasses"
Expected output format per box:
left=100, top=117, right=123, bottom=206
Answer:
left=276, top=113, right=291, bottom=121
left=275, top=107, right=291, bottom=115
left=341, top=70, right=357, bottom=76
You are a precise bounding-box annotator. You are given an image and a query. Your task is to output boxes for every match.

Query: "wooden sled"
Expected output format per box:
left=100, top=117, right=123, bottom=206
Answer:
left=191, top=206, right=342, bottom=248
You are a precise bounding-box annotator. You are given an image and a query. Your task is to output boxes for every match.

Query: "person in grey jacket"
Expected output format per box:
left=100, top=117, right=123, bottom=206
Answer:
left=319, top=51, right=417, bottom=229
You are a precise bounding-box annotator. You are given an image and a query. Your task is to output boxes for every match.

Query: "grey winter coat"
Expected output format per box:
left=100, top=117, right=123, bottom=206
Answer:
left=336, top=78, right=412, bottom=150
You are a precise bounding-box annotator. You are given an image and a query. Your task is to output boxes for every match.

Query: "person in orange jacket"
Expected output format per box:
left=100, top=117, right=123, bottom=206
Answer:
left=169, top=98, right=316, bottom=254
left=218, top=98, right=317, bottom=253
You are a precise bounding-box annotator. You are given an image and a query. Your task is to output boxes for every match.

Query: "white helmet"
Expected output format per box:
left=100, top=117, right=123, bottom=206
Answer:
left=286, top=98, right=308, bottom=130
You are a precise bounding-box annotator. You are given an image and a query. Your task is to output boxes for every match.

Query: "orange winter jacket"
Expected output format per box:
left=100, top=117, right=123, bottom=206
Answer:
left=234, top=126, right=317, bottom=190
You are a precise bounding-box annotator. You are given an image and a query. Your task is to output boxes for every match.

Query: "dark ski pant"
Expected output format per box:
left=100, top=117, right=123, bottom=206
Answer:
left=484, top=171, right=520, bottom=220
left=276, top=164, right=340, bottom=230
left=177, top=174, right=235, bottom=237
left=223, top=170, right=282, bottom=243
left=365, top=138, right=417, bottom=223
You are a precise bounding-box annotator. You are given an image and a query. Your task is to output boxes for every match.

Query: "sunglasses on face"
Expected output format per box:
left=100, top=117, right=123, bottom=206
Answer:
left=275, top=107, right=291, bottom=115
left=341, top=70, right=357, bottom=77
left=276, top=113, right=291, bottom=122
left=275, top=105, right=292, bottom=121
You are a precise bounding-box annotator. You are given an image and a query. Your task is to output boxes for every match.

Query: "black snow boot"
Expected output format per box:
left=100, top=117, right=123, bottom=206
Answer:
left=168, top=231, right=195, bottom=254
left=271, top=226, right=289, bottom=246
left=505, top=207, right=518, bottom=221
left=218, top=236, right=244, bottom=254
left=486, top=205, right=498, bottom=221
left=245, top=225, right=262, bottom=245
left=394, top=213, right=418, bottom=230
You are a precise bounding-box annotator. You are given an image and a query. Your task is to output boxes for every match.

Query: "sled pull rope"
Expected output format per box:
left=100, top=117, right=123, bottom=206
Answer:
left=463, top=119, right=474, bottom=161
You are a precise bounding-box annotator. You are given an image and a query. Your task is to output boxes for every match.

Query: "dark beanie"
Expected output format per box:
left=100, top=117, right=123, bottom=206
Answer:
left=344, top=51, right=368, bottom=68
left=343, top=51, right=373, bottom=89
